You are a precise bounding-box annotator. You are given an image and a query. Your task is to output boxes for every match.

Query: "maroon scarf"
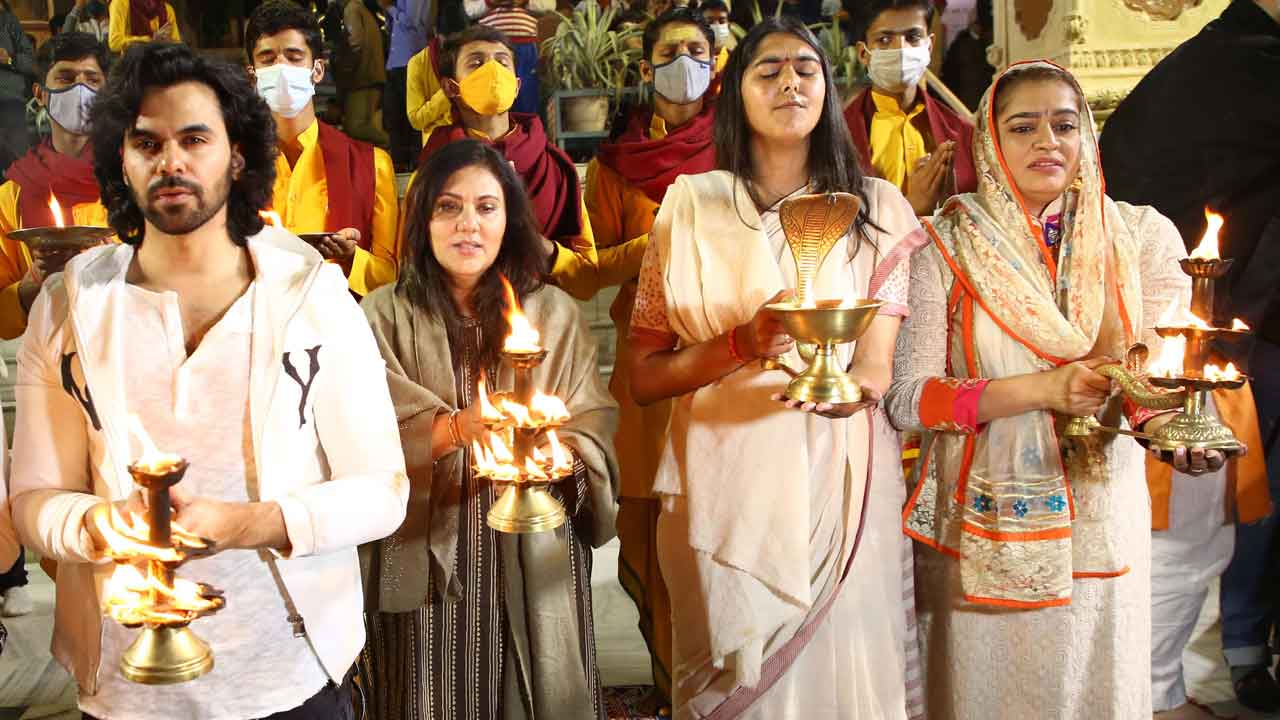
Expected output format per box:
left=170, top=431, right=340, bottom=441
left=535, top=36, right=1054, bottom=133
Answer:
left=315, top=121, right=376, bottom=249
left=129, top=0, right=166, bottom=35
left=843, top=86, right=978, bottom=195
left=420, top=112, right=583, bottom=241
left=5, top=140, right=99, bottom=228
left=596, top=104, right=717, bottom=204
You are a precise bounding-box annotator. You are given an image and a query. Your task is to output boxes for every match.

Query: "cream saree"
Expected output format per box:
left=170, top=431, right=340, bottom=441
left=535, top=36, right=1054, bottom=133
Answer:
left=636, top=169, right=924, bottom=718
left=885, top=61, right=1193, bottom=718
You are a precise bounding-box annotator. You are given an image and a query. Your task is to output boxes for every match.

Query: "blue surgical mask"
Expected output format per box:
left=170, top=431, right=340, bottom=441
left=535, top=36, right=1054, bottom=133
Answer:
left=255, top=63, right=317, bottom=118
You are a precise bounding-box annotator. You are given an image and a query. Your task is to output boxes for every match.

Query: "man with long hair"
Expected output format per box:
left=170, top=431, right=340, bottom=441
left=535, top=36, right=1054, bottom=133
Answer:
left=9, top=42, right=407, bottom=720
left=582, top=8, right=718, bottom=710
left=419, top=25, right=599, bottom=300
left=246, top=0, right=400, bottom=298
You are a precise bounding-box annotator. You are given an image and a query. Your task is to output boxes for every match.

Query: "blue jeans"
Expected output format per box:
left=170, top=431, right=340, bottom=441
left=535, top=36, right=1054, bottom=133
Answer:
left=1221, top=338, right=1280, bottom=667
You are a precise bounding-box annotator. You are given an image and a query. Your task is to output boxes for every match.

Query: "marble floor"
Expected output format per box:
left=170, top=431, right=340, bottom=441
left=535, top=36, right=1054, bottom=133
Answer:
left=0, top=543, right=1275, bottom=719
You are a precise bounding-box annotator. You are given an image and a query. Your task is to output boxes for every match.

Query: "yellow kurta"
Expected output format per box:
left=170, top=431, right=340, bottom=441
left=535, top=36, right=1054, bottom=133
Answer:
left=108, top=0, right=181, bottom=53
left=0, top=182, right=108, bottom=339
left=271, top=120, right=400, bottom=296
left=406, top=47, right=454, bottom=144
left=414, top=123, right=599, bottom=300
left=868, top=89, right=930, bottom=190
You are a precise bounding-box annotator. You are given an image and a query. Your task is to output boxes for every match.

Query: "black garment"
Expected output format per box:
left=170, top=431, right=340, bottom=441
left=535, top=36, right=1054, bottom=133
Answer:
left=383, top=66, right=420, bottom=172
left=0, top=547, right=27, bottom=592
left=941, top=27, right=994, bottom=114
left=1099, top=0, right=1280, bottom=346
left=83, top=677, right=355, bottom=720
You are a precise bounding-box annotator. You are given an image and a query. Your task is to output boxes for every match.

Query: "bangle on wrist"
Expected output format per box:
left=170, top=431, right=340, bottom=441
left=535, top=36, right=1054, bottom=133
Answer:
left=727, top=325, right=747, bottom=365
left=447, top=409, right=463, bottom=448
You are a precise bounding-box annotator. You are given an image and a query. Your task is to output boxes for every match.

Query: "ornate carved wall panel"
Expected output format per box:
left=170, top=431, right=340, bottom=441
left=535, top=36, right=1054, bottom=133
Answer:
left=991, top=0, right=1226, bottom=121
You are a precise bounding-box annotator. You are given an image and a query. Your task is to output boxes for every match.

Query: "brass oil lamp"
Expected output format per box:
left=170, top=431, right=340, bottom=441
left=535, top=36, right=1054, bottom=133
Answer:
left=471, top=276, right=576, bottom=533
left=1067, top=210, right=1250, bottom=455
left=8, top=193, right=113, bottom=256
left=761, top=193, right=883, bottom=403
left=99, top=419, right=224, bottom=684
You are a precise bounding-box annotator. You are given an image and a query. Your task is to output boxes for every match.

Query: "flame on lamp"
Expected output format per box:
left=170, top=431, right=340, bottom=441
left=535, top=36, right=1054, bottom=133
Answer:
left=546, top=430, right=572, bottom=474
left=1190, top=210, right=1223, bottom=260
left=127, top=415, right=183, bottom=473
left=48, top=194, right=65, bottom=229
left=1150, top=335, right=1187, bottom=378
left=476, top=375, right=503, bottom=423
left=103, top=564, right=222, bottom=626
left=259, top=210, right=283, bottom=228
left=1205, top=362, right=1242, bottom=381
left=530, top=391, right=569, bottom=424
left=499, top=274, right=541, bottom=353
left=1233, top=318, right=1250, bottom=331
left=1158, top=301, right=1212, bottom=331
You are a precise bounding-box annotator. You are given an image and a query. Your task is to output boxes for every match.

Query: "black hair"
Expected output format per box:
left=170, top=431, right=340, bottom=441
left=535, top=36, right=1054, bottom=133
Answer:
left=852, top=0, right=935, bottom=45
left=35, top=31, right=109, bottom=83
left=398, top=140, right=546, bottom=371
left=699, top=0, right=730, bottom=14
left=89, top=43, right=278, bottom=247
left=714, top=17, right=875, bottom=238
left=49, top=14, right=66, bottom=36
left=992, top=63, right=1083, bottom=117
left=643, top=8, right=716, bottom=62
left=439, top=26, right=516, bottom=80
left=245, top=0, right=327, bottom=64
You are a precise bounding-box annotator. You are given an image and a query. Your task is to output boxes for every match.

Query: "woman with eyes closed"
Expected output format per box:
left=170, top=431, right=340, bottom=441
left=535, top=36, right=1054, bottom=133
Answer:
left=357, top=140, right=620, bottom=720
left=885, top=61, right=1218, bottom=718
left=629, top=17, right=925, bottom=719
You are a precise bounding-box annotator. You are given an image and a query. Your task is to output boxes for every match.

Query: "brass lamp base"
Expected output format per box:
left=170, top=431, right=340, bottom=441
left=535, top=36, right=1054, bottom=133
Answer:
left=120, top=626, right=214, bottom=685
left=778, top=343, right=863, bottom=404
left=1148, top=410, right=1243, bottom=453
left=487, top=483, right=566, bottom=534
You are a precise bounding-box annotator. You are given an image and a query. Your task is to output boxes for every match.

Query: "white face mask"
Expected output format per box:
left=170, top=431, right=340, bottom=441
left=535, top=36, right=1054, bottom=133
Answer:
left=711, top=23, right=731, bottom=45
left=255, top=63, right=316, bottom=118
left=652, top=54, right=713, bottom=105
left=867, top=44, right=931, bottom=92
left=44, top=82, right=97, bottom=135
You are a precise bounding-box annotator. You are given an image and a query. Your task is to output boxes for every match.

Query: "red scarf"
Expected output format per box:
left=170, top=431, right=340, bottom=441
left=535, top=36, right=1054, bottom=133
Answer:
left=5, top=140, right=99, bottom=229
left=596, top=104, right=717, bottom=204
left=420, top=112, right=583, bottom=240
left=315, top=121, right=376, bottom=249
left=129, top=0, right=165, bottom=35
left=843, top=87, right=978, bottom=195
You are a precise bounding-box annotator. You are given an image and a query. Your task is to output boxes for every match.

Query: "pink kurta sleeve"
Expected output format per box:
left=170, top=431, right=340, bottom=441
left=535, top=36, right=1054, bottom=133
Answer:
left=628, top=227, right=677, bottom=349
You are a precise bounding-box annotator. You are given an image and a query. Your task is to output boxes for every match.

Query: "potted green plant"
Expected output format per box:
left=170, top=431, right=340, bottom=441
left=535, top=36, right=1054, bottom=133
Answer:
left=542, top=3, right=642, bottom=133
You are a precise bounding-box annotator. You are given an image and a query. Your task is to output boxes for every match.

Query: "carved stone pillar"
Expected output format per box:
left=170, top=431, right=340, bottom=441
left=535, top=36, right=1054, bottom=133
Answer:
left=989, top=0, right=1227, bottom=121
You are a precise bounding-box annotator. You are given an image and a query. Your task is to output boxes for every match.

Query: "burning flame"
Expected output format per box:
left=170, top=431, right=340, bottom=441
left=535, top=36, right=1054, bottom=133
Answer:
left=500, top=274, right=541, bottom=353
left=1157, top=302, right=1212, bottom=331
left=1205, top=362, right=1242, bottom=381
left=477, top=375, right=503, bottom=423
left=1190, top=210, right=1223, bottom=260
left=103, top=564, right=223, bottom=627
left=499, top=397, right=533, bottom=427
left=259, top=210, right=283, bottom=228
left=1233, top=318, right=1250, bottom=331
left=127, top=415, right=183, bottom=473
left=98, top=506, right=206, bottom=564
left=48, top=194, right=65, bottom=228
left=1149, top=335, right=1187, bottom=378
left=546, top=430, right=573, bottom=474
left=530, top=391, right=570, bottom=424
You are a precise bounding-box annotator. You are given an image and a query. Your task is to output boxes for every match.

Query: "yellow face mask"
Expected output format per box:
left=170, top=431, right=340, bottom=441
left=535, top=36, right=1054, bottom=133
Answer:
left=457, top=60, right=519, bottom=116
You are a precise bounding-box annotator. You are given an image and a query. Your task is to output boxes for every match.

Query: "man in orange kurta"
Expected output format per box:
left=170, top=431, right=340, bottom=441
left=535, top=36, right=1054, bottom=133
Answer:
left=584, top=8, right=717, bottom=705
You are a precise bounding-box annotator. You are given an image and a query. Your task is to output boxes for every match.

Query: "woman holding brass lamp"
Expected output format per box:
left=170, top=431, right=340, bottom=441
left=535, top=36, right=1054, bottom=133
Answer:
left=628, top=17, right=925, bottom=718
left=357, top=140, right=619, bottom=720
left=884, top=61, right=1229, bottom=718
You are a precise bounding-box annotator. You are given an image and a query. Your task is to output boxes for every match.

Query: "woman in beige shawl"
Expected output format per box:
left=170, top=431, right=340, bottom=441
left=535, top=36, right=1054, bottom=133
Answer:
left=885, top=61, right=1227, bottom=719
left=358, top=140, right=620, bottom=720
left=629, top=17, right=925, bottom=719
